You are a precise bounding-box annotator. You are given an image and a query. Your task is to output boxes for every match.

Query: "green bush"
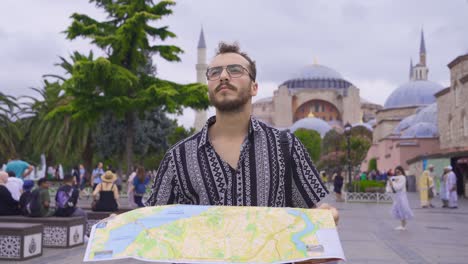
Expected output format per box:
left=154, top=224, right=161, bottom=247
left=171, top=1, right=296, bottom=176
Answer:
left=346, top=180, right=385, bottom=193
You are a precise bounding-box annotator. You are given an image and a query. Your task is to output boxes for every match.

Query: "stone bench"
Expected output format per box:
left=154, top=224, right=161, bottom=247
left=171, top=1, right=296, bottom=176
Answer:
left=0, top=216, right=85, bottom=248
left=84, top=208, right=134, bottom=236
left=0, top=223, right=43, bottom=261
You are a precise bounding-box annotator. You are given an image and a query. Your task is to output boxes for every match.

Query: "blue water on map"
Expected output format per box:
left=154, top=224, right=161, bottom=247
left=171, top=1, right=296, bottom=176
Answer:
left=103, top=205, right=211, bottom=256
left=287, top=209, right=315, bottom=253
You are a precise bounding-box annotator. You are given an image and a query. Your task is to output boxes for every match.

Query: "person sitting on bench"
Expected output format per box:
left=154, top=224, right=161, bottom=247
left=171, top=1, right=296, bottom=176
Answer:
left=0, top=171, right=20, bottom=216
left=55, top=174, right=88, bottom=223
left=92, top=171, right=119, bottom=212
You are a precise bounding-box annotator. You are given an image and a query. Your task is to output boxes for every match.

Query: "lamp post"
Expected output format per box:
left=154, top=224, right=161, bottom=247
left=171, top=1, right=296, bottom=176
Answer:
left=344, top=122, right=352, bottom=190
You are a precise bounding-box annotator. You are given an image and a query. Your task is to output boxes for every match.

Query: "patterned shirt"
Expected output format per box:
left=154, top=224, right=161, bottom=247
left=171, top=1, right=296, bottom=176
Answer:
left=145, top=116, right=328, bottom=208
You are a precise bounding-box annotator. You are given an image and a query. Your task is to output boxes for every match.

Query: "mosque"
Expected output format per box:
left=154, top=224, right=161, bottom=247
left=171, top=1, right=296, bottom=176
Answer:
left=192, top=29, right=468, bottom=197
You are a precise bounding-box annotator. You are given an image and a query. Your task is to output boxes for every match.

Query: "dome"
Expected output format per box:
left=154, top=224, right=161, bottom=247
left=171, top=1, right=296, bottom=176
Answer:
left=401, top=122, right=438, bottom=138
left=392, top=103, right=439, bottom=138
left=281, top=64, right=353, bottom=89
left=384, top=80, right=444, bottom=109
left=290, top=117, right=332, bottom=137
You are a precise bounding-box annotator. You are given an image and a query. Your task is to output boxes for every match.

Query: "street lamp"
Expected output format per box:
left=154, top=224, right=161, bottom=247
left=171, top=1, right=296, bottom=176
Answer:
left=344, top=122, right=352, bottom=190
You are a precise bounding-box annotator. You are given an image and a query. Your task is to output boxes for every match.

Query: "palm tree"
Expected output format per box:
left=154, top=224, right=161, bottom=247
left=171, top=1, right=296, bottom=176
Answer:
left=0, top=92, right=20, bottom=160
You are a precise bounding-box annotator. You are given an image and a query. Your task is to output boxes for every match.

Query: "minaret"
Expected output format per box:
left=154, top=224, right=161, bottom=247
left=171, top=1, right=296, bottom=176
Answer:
left=419, top=29, right=426, bottom=66
left=412, top=29, right=429, bottom=81
left=193, top=28, right=208, bottom=131
left=409, top=58, right=414, bottom=80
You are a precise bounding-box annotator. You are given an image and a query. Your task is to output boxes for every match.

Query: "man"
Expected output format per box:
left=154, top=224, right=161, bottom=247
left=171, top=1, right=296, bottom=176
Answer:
left=91, top=162, right=104, bottom=191
left=35, top=178, right=54, bottom=217
left=440, top=167, right=449, bottom=208
left=5, top=171, right=23, bottom=201
left=427, top=164, right=439, bottom=196
left=446, top=166, right=458, bottom=209
left=146, top=42, right=337, bottom=221
left=6, top=157, right=34, bottom=179
left=55, top=174, right=88, bottom=221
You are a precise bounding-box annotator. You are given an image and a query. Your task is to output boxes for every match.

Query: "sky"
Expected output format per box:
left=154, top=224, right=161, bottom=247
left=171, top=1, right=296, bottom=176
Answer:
left=1, top=0, right=468, bottom=128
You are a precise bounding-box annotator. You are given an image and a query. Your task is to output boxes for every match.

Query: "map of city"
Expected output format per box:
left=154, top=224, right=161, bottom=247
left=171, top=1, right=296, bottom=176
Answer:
left=84, top=205, right=345, bottom=263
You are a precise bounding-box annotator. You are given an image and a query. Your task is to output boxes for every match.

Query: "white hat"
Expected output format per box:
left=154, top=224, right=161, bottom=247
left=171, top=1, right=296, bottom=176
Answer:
left=428, top=164, right=434, bottom=168
left=446, top=165, right=453, bottom=170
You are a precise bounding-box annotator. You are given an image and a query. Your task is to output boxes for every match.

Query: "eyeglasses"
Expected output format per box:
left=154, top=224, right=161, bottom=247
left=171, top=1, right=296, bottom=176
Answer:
left=206, top=64, right=255, bottom=81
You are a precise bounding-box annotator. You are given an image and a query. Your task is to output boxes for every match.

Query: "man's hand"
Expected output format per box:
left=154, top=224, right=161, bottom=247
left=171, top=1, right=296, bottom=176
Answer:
left=317, top=203, right=339, bottom=226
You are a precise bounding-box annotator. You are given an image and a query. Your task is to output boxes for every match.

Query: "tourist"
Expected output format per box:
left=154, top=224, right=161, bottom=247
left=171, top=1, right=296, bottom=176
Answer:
left=127, top=167, right=138, bottom=208
left=419, top=170, right=434, bottom=208
left=131, top=166, right=150, bottom=207
left=440, top=167, right=449, bottom=208
left=19, top=180, right=34, bottom=216
left=446, top=166, right=458, bottom=209
left=92, top=170, right=119, bottom=212
left=145, top=42, right=337, bottom=224
left=333, top=170, right=344, bottom=202
left=5, top=156, right=34, bottom=179
left=386, top=166, right=413, bottom=230
left=5, top=170, right=23, bottom=201
left=0, top=171, right=20, bottom=216
left=91, top=162, right=104, bottom=191
left=55, top=174, right=88, bottom=221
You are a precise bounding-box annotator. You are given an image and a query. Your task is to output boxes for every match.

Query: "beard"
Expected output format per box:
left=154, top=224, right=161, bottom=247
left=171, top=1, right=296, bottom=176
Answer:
left=209, top=81, right=251, bottom=113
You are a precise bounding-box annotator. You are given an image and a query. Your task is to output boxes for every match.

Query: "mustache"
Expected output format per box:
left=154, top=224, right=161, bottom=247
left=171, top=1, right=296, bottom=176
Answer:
left=215, top=82, right=237, bottom=93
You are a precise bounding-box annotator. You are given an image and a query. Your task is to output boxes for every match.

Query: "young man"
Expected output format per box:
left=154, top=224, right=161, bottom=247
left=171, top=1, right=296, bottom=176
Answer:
left=146, top=42, right=337, bottom=223
left=6, top=157, right=34, bottom=179
left=55, top=174, right=88, bottom=221
left=36, top=178, right=54, bottom=217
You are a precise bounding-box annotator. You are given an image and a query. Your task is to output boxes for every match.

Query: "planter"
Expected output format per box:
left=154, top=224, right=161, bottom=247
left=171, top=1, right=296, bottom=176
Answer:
left=345, top=192, right=392, bottom=203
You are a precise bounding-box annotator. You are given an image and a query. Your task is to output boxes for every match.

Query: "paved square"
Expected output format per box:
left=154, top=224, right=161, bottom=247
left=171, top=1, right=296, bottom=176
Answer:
left=9, top=193, right=467, bottom=264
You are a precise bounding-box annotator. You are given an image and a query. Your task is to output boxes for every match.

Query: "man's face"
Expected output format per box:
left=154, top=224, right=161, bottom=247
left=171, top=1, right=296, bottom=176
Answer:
left=207, top=53, right=258, bottom=112
left=41, top=181, right=49, bottom=189
left=429, top=167, right=434, bottom=172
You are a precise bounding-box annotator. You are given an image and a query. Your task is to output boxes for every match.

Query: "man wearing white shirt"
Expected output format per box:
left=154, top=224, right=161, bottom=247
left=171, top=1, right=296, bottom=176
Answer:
left=5, top=171, right=23, bottom=201
left=446, top=166, right=458, bottom=209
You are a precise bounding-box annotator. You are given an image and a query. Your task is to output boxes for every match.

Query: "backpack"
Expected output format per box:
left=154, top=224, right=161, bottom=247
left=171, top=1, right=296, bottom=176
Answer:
left=25, top=189, right=42, bottom=217
left=55, top=185, right=77, bottom=209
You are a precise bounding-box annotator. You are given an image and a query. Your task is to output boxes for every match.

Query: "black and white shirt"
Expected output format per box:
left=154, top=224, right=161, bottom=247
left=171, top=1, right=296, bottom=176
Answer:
left=145, top=116, right=328, bottom=208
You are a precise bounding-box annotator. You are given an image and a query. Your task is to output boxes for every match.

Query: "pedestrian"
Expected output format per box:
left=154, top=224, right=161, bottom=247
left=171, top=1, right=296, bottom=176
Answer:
left=5, top=156, right=34, bottom=179
left=78, top=164, right=89, bottom=198
left=333, top=171, right=344, bottom=202
left=440, top=168, right=449, bottom=208
left=145, top=42, right=337, bottom=224
left=0, top=171, right=20, bottom=216
left=5, top=170, right=23, bottom=201
left=55, top=174, right=88, bottom=221
left=127, top=167, right=138, bottom=208
left=91, top=162, right=104, bottom=191
left=386, top=166, right=413, bottom=230
left=131, top=166, right=150, bottom=207
left=19, top=180, right=34, bottom=216
left=445, top=166, right=458, bottom=209
left=419, top=170, right=434, bottom=208
left=92, top=170, right=119, bottom=212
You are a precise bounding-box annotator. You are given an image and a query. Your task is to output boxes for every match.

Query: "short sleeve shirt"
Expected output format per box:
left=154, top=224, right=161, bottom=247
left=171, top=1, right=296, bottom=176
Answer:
left=6, top=160, right=30, bottom=178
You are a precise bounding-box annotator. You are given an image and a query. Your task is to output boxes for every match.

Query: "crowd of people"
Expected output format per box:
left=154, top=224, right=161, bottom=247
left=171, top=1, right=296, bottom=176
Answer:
left=0, top=157, right=153, bottom=218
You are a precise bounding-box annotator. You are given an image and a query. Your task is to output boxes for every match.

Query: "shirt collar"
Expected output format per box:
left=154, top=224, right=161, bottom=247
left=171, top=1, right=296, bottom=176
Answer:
left=198, top=116, right=263, bottom=149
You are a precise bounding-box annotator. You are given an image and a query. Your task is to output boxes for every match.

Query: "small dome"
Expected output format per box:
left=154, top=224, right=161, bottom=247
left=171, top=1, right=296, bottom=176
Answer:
left=384, top=80, right=444, bottom=109
left=281, top=64, right=353, bottom=89
left=401, top=122, right=438, bottom=138
left=393, top=103, right=438, bottom=135
left=290, top=117, right=332, bottom=137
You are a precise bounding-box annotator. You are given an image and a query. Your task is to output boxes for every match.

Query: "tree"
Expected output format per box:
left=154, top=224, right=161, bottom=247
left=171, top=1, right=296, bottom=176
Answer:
left=0, top=92, right=20, bottom=160
left=368, top=158, right=377, bottom=172
left=293, top=129, right=322, bottom=162
left=50, top=0, right=209, bottom=173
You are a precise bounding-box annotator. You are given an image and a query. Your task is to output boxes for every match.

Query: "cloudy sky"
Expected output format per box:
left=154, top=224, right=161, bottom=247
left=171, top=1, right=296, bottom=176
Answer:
left=1, top=0, right=467, bottom=127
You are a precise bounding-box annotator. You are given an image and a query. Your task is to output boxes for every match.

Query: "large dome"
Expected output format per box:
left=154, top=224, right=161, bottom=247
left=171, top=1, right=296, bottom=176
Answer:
left=290, top=117, right=332, bottom=137
left=282, top=64, right=353, bottom=89
left=393, top=103, right=439, bottom=138
left=384, top=80, right=444, bottom=109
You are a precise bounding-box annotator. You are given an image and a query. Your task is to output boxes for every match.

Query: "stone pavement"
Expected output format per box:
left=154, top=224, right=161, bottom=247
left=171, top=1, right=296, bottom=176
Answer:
left=4, top=193, right=468, bottom=264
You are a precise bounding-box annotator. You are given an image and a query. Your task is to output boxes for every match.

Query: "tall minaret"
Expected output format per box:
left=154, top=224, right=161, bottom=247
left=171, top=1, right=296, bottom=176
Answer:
left=419, top=29, right=426, bottom=66
left=412, top=29, right=429, bottom=81
left=409, top=58, right=413, bottom=80
left=193, top=28, right=208, bottom=131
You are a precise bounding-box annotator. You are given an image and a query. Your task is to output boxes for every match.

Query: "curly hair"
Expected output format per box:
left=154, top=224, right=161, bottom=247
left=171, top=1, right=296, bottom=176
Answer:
left=215, top=42, right=257, bottom=81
